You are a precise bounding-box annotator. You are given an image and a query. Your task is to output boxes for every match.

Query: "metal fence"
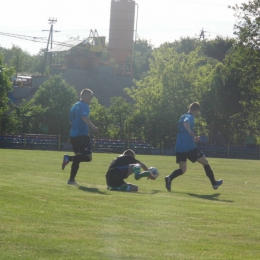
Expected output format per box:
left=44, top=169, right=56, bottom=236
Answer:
left=0, top=133, right=60, bottom=150
left=1, top=133, right=260, bottom=160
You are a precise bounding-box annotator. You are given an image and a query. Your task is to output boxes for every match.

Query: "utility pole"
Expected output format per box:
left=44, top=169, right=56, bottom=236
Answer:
left=196, top=28, right=209, bottom=41
left=132, top=2, right=139, bottom=79
left=42, top=18, right=60, bottom=74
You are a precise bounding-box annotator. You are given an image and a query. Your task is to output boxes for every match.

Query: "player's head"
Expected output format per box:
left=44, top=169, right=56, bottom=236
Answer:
left=189, top=102, right=200, bottom=116
left=80, top=89, right=94, bottom=104
left=123, top=149, right=135, bottom=158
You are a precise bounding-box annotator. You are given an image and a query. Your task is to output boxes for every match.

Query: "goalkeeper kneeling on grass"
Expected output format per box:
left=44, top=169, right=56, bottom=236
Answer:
left=106, top=149, right=155, bottom=192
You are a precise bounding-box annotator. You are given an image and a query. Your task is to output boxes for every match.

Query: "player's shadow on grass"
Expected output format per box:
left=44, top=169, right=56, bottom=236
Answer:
left=187, top=193, right=233, bottom=203
left=138, top=190, right=162, bottom=195
left=150, top=190, right=162, bottom=195
left=78, top=186, right=108, bottom=195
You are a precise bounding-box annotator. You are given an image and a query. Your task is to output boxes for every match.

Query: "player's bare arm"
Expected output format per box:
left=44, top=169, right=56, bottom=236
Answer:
left=82, top=116, right=99, bottom=133
left=139, top=161, right=149, bottom=171
left=183, top=121, right=200, bottom=142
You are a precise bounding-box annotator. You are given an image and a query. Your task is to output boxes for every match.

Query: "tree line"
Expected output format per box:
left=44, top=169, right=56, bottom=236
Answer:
left=1, top=1, right=260, bottom=147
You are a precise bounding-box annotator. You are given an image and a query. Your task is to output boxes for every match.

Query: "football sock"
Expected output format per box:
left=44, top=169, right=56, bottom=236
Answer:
left=68, top=156, right=73, bottom=162
left=204, top=164, right=216, bottom=186
left=108, top=185, right=131, bottom=192
left=169, top=169, right=183, bottom=181
left=133, top=165, right=141, bottom=179
left=70, top=163, right=79, bottom=181
left=133, top=165, right=150, bottom=180
left=135, top=171, right=151, bottom=180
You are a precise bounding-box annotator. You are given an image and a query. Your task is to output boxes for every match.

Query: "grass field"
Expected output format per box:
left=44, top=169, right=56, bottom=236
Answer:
left=1, top=149, right=260, bottom=260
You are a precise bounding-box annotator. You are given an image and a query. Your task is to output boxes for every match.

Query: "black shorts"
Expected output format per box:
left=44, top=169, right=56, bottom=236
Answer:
left=70, top=135, right=92, bottom=155
left=106, top=166, right=129, bottom=187
left=176, top=147, right=204, bottom=163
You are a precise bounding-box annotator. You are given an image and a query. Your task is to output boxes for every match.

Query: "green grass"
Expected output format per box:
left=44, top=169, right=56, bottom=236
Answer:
left=0, top=149, right=260, bottom=260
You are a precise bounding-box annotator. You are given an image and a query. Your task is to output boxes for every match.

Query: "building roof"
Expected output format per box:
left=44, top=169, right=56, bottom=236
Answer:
left=47, top=40, right=84, bottom=53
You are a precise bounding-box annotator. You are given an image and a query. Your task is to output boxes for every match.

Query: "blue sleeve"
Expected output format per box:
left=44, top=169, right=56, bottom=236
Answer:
left=81, top=104, right=90, bottom=117
left=183, top=115, right=191, bottom=123
left=183, top=115, right=194, bottom=130
left=183, top=117, right=189, bottom=122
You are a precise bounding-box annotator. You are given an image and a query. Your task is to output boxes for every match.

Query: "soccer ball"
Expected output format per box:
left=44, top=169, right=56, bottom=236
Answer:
left=148, top=167, right=159, bottom=179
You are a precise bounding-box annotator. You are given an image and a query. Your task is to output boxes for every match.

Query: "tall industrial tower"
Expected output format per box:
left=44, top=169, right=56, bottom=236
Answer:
left=108, top=0, right=136, bottom=77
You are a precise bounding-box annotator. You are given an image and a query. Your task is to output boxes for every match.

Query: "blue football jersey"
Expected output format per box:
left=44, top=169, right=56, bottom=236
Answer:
left=69, top=101, right=90, bottom=137
left=175, top=113, right=196, bottom=152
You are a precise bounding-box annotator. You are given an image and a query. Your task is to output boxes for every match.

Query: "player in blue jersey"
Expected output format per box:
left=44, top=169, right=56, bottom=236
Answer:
left=165, top=102, right=222, bottom=191
left=61, top=89, right=98, bottom=185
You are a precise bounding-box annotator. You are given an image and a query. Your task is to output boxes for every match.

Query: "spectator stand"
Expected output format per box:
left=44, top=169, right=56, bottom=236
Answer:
left=0, top=133, right=60, bottom=150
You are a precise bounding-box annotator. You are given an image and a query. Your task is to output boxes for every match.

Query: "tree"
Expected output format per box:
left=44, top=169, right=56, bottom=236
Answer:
left=31, top=74, right=78, bottom=140
left=127, top=45, right=216, bottom=146
left=8, top=101, right=45, bottom=134
left=0, top=55, right=14, bottom=132
left=0, top=55, right=14, bottom=111
left=89, top=98, right=110, bottom=137
left=201, top=45, right=260, bottom=143
left=0, top=45, right=44, bottom=74
left=108, top=97, right=133, bottom=139
left=168, top=36, right=234, bottom=62
left=202, top=36, right=235, bottom=62
left=31, top=48, right=46, bottom=75
left=166, top=37, right=200, bottom=55
left=133, top=39, right=153, bottom=80
left=230, top=0, right=260, bottom=50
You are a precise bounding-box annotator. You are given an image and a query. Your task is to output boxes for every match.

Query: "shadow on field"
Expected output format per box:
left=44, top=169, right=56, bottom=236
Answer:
left=137, top=190, right=162, bottom=195
left=78, top=186, right=108, bottom=195
left=187, top=193, right=233, bottom=203
left=151, top=190, right=162, bottom=195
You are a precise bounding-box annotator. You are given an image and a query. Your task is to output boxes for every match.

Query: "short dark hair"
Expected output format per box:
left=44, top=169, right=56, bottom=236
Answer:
left=189, top=102, right=200, bottom=111
left=123, top=149, right=135, bottom=157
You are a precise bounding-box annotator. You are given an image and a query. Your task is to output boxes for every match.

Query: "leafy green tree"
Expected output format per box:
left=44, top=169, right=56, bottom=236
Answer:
left=127, top=45, right=216, bottom=146
left=31, top=74, right=78, bottom=140
left=230, top=0, right=260, bottom=50
left=9, top=101, right=45, bottom=134
left=0, top=55, right=14, bottom=132
left=30, top=48, right=46, bottom=75
left=133, top=39, right=153, bottom=80
left=202, top=36, right=235, bottom=62
left=89, top=98, right=110, bottom=137
left=0, top=55, right=14, bottom=111
left=167, top=37, right=200, bottom=55
left=108, top=96, right=133, bottom=139
left=168, top=37, right=234, bottom=62
left=201, top=45, right=260, bottom=143
left=11, top=46, right=26, bottom=73
left=0, top=45, right=44, bottom=74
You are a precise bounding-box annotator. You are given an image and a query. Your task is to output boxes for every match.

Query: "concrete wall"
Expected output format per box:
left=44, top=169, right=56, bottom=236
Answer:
left=12, top=86, right=32, bottom=99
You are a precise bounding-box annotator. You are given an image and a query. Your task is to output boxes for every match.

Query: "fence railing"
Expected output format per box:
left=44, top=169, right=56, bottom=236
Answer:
left=0, top=133, right=60, bottom=150
left=2, top=134, right=259, bottom=159
left=201, top=144, right=260, bottom=160
left=91, top=137, right=152, bottom=154
left=158, top=143, right=260, bottom=160
left=0, top=134, right=151, bottom=154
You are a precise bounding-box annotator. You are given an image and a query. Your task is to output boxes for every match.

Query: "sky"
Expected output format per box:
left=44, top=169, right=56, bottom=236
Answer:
left=0, top=0, right=247, bottom=55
